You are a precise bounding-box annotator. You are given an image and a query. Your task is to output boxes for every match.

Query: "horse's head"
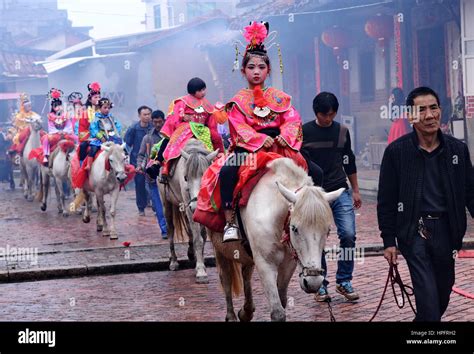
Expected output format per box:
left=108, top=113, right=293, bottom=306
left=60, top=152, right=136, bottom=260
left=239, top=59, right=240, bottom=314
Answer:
left=276, top=181, right=344, bottom=294
left=25, top=114, right=43, bottom=131
left=180, top=140, right=219, bottom=212
left=101, top=142, right=128, bottom=183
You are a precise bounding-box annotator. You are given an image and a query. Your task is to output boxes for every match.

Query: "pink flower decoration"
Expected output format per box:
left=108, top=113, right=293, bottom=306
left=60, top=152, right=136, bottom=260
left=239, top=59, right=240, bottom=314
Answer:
left=51, top=89, right=61, bottom=99
left=89, top=82, right=101, bottom=92
left=243, top=22, right=268, bottom=45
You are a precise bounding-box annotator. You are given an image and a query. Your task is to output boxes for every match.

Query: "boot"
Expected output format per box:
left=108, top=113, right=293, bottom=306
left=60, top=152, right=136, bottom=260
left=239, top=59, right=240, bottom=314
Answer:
left=83, top=156, right=94, bottom=172
left=159, top=161, right=169, bottom=184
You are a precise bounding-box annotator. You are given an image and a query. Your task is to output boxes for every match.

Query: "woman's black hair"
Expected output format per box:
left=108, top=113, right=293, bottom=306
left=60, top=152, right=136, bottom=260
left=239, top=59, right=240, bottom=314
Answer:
left=242, top=52, right=271, bottom=70
left=391, top=88, right=405, bottom=107
left=98, top=97, right=113, bottom=108
left=50, top=99, right=62, bottom=113
left=187, top=77, right=206, bottom=95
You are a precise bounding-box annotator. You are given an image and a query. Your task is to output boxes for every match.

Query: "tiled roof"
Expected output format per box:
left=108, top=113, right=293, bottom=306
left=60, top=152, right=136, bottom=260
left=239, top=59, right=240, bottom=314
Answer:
left=0, top=50, right=47, bottom=78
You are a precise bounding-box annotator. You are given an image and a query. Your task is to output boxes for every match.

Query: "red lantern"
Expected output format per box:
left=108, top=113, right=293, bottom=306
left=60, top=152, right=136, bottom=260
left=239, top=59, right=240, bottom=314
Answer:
left=365, top=14, right=394, bottom=49
left=321, top=26, right=350, bottom=63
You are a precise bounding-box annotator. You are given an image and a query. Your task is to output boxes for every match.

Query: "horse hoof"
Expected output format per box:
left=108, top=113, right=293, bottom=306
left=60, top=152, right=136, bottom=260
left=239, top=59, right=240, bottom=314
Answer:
left=97, top=225, right=103, bottom=232
left=109, top=233, right=118, bottom=240
left=196, top=275, right=208, bottom=284
left=40, top=204, right=46, bottom=211
left=102, top=230, right=110, bottom=237
left=238, top=309, right=254, bottom=322
left=169, top=262, right=179, bottom=271
left=62, top=212, right=69, bottom=218
left=225, top=313, right=238, bottom=322
left=82, top=216, right=91, bottom=223
left=27, top=196, right=34, bottom=202
left=58, top=209, right=63, bottom=214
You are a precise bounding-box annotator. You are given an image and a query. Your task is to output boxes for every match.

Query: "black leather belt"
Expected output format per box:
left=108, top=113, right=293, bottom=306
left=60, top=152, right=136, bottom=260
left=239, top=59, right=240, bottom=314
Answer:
left=420, top=212, right=446, bottom=219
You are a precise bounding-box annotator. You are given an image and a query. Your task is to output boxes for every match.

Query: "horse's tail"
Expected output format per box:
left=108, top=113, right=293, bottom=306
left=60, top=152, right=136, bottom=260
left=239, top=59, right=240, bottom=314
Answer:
left=171, top=205, right=189, bottom=243
left=215, top=250, right=243, bottom=297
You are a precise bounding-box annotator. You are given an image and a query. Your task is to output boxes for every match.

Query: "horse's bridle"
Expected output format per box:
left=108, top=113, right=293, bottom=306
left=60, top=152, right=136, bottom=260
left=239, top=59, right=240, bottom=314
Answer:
left=282, top=185, right=327, bottom=278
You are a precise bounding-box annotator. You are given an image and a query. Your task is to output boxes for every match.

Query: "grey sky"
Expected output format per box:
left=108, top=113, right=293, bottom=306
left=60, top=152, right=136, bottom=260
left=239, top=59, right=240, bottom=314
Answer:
left=58, top=0, right=147, bottom=39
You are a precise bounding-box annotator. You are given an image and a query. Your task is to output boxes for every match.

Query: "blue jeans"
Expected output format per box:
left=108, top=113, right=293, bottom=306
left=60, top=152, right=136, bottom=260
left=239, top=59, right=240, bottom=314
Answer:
left=135, top=173, right=148, bottom=212
left=322, top=189, right=356, bottom=286
left=148, top=181, right=167, bottom=236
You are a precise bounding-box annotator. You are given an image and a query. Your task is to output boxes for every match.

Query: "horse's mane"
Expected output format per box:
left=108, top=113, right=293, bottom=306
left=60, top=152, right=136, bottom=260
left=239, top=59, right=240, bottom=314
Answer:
left=268, top=158, right=333, bottom=229
left=183, top=139, right=210, bottom=179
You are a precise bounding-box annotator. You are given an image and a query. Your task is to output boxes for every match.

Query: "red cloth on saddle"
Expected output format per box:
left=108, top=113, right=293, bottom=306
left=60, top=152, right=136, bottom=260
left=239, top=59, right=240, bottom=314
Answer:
left=28, top=139, right=76, bottom=164
left=70, top=147, right=136, bottom=189
left=13, top=128, right=46, bottom=154
left=193, top=145, right=307, bottom=232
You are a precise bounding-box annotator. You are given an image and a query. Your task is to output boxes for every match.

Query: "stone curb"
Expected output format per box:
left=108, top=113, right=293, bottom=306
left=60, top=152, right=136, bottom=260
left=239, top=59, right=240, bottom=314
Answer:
left=0, top=241, right=472, bottom=284
left=0, top=256, right=216, bottom=284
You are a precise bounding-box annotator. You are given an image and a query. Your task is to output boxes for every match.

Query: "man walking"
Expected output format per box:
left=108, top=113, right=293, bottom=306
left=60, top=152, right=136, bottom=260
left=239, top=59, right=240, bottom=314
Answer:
left=125, top=106, right=152, bottom=216
left=378, top=86, right=474, bottom=321
left=302, top=92, right=361, bottom=302
left=137, top=110, right=167, bottom=238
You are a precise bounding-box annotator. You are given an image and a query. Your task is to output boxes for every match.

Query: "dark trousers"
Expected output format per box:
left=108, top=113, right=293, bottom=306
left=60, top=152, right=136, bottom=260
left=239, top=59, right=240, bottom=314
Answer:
left=398, top=216, right=455, bottom=322
left=134, top=173, right=148, bottom=212
left=79, top=141, right=89, bottom=161
left=220, top=147, right=248, bottom=209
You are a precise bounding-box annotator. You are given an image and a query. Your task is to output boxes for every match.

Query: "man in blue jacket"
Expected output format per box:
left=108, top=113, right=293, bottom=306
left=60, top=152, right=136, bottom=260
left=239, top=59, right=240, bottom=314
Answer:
left=125, top=106, right=152, bottom=216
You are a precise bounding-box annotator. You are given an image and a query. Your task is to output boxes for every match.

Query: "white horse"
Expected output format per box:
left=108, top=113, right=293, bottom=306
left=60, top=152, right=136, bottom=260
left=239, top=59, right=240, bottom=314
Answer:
left=38, top=139, right=76, bottom=216
left=159, top=139, right=219, bottom=283
left=209, top=158, right=344, bottom=322
left=21, top=115, right=42, bottom=201
left=81, top=142, right=128, bottom=239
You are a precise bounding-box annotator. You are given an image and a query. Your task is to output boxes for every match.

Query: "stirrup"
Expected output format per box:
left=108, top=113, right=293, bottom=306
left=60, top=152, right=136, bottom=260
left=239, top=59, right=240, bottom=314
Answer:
left=223, top=223, right=240, bottom=243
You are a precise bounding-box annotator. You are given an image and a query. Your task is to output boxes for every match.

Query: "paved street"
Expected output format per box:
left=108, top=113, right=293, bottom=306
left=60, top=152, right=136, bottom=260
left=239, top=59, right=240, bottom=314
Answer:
left=0, top=255, right=472, bottom=321
left=0, top=178, right=473, bottom=321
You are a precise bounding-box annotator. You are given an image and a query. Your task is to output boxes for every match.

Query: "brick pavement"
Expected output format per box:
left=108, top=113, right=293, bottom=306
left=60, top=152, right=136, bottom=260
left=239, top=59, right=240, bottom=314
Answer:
left=2, top=183, right=473, bottom=251
left=0, top=255, right=472, bottom=321
left=1, top=181, right=474, bottom=281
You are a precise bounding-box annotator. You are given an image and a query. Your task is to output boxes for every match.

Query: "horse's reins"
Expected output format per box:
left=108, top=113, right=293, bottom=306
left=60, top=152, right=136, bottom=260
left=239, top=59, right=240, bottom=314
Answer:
left=368, top=262, right=416, bottom=321
left=321, top=263, right=416, bottom=322
left=281, top=186, right=416, bottom=322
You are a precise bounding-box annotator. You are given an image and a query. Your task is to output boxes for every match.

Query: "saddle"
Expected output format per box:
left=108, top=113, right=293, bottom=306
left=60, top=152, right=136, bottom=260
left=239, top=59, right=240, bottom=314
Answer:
left=193, top=149, right=307, bottom=233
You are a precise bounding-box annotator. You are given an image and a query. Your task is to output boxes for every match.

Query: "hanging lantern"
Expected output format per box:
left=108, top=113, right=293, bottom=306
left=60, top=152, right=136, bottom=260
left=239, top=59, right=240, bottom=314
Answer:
left=321, top=26, right=351, bottom=63
left=365, top=13, right=394, bottom=50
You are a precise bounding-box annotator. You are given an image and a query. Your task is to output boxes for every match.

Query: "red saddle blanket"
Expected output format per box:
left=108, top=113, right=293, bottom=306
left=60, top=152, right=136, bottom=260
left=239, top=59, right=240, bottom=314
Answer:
left=70, top=147, right=135, bottom=189
left=12, top=128, right=46, bottom=154
left=28, top=139, right=76, bottom=164
left=193, top=146, right=307, bottom=232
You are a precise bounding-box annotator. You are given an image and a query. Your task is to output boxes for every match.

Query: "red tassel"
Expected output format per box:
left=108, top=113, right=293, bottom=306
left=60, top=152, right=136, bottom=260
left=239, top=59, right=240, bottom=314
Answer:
left=253, top=85, right=268, bottom=108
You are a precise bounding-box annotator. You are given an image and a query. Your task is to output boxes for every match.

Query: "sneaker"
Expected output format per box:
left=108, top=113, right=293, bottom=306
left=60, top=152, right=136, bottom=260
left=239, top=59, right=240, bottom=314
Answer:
left=314, top=285, right=331, bottom=302
left=336, top=281, right=360, bottom=301
left=162, top=234, right=168, bottom=240
left=138, top=210, right=145, bottom=217
left=222, top=223, right=239, bottom=242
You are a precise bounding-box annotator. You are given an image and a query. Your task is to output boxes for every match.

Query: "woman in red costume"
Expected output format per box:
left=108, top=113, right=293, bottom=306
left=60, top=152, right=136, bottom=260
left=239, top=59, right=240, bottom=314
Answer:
left=219, top=21, right=304, bottom=242
left=157, top=77, right=224, bottom=183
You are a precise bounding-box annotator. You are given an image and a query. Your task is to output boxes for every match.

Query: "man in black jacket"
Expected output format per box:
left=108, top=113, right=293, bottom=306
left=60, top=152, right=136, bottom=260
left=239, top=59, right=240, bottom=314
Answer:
left=377, top=86, right=474, bottom=321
